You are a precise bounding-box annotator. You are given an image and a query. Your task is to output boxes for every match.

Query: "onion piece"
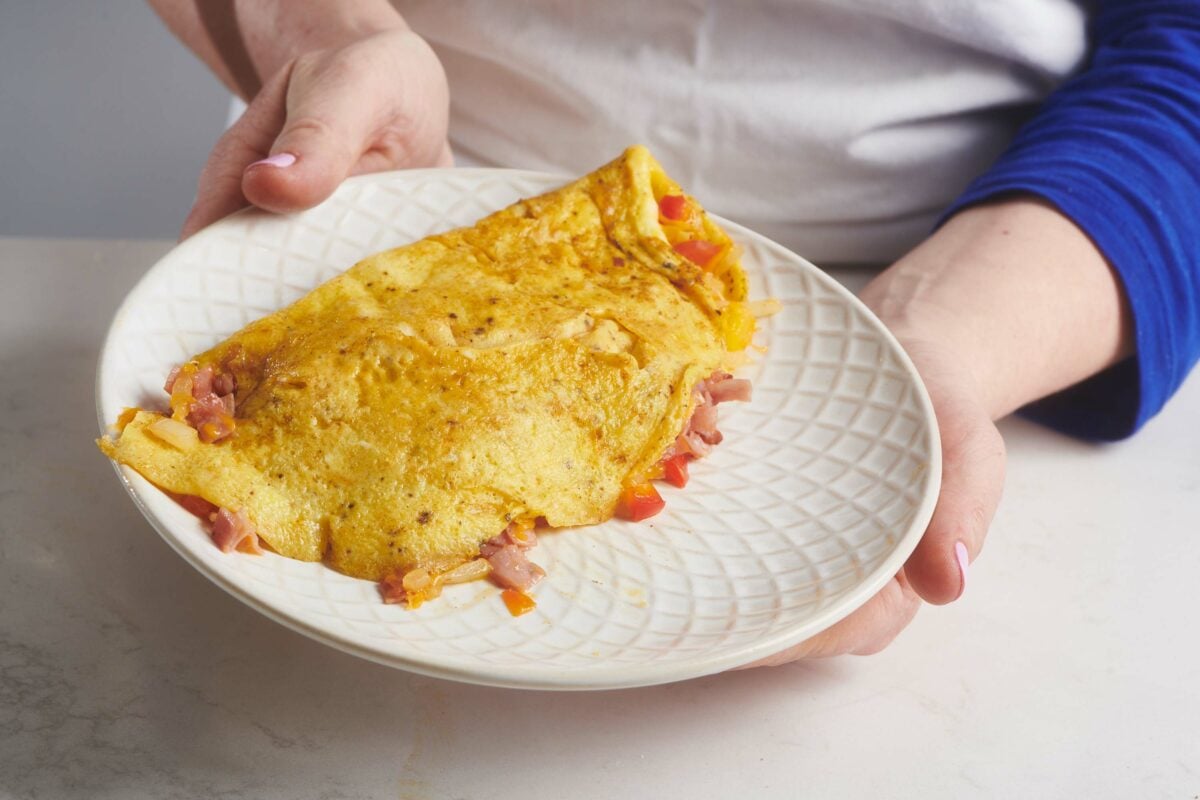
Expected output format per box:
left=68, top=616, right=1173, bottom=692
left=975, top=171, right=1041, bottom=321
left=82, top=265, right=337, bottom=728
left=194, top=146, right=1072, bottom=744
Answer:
left=402, top=568, right=433, bottom=594
left=438, top=558, right=491, bottom=586
left=147, top=417, right=199, bottom=450
left=744, top=298, right=783, bottom=318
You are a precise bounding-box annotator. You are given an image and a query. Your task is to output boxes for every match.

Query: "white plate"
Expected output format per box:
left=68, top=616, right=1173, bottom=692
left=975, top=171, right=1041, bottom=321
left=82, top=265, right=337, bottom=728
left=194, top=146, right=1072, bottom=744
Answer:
left=96, top=168, right=940, bottom=690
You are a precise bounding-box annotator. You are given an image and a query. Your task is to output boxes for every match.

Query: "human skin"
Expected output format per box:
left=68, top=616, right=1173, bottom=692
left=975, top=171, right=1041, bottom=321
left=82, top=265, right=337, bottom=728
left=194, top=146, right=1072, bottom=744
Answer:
left=149, top=0, right=450, bottom=239
left=754, top=197, right=1132, bottom=662
left=147, top=0, right=1134, bottom=661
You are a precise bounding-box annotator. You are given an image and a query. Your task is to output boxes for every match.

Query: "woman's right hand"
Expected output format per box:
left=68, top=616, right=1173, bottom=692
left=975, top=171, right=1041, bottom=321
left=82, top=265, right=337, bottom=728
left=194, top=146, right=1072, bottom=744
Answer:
left=181, top=26, right=451, bottom=239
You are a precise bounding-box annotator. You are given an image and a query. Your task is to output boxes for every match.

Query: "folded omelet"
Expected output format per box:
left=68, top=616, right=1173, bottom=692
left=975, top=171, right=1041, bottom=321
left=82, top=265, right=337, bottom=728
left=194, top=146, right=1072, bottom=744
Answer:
left=100, top=146, right=755, bottom=582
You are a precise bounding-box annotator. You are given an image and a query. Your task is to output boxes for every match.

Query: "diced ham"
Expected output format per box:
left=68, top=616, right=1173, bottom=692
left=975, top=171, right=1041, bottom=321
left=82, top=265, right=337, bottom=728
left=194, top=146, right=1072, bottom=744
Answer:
left=187, top=394, right=236, bottom=443
left=708, top=377, right=752, bottom=404
left=213, top=372, right=236, bottom=396
left=479, top=530, right=508, bottom=558
left=670, top=371, right=753, bottom=461
left=170, top=492, right=218, bottom=520
left=676, top=431, right=713, bottom=458
left=689, top=402, right=722, bottom=444
left=696, top=371, right=751, bottom=405
left=486, top=544, right=545, bottom=591
left=163, top=362, right=238, bottom=443
left=380, top=571, right=407, bottom=604
left=211, top=507, right=263, bottom=554
left=479, top=522, right=537, bottom=558
left=186, top=393, right=226, bottom=423
left=163, top=365, right=182, bottom=394
left=191, top=364, right=214, bottom=398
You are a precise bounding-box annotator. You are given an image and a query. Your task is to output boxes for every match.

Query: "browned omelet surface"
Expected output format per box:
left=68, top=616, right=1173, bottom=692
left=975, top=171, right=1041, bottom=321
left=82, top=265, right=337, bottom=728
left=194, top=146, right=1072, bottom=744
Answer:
left=99, top=145, right=752, bottom=580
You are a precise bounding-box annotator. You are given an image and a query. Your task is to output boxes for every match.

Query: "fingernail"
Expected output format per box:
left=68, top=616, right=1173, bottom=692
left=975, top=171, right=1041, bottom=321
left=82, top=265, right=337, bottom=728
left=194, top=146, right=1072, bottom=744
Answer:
left=248, top=152, right=296, bottom=169
left=954, top=541, right=970, bottom=599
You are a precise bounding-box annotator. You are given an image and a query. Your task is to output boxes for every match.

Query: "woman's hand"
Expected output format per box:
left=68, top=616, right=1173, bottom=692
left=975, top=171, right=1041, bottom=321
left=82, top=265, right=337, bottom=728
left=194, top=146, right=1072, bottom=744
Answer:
left=181, top=26, right=450, bottom=238
left=745, top=197, right=1133, bottom=665
left=745, top=333, right=1005, bottom=664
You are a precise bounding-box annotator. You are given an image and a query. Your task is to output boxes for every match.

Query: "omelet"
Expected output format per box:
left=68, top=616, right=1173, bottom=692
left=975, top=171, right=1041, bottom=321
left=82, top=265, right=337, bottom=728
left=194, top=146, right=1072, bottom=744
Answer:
left=99, top=145, right=758, bottom=586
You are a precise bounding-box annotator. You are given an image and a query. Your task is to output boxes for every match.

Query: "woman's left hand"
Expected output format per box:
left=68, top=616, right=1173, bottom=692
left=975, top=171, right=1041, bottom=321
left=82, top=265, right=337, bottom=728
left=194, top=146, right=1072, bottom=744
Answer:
left=744, top=331, right=1006, bottom=664
left=743, top=196, right=1131, bottom=665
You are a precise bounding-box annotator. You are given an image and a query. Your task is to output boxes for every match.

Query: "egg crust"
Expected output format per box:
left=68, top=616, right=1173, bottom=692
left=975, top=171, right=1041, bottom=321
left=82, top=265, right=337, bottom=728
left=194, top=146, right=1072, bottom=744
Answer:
left=100, top=145, right=751, bottom=580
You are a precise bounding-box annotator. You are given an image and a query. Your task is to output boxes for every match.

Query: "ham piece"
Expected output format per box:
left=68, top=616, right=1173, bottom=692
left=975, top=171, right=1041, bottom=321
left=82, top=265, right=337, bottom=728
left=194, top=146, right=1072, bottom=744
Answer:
left=485, top=545, right=546, bottom=591
left=480, top=524, right=544, bottom=590
left=211, top=507, right=263, bottom=554
left=670, top=371, right=753, bottom=460
left=166, top=363, right=237, bottom=443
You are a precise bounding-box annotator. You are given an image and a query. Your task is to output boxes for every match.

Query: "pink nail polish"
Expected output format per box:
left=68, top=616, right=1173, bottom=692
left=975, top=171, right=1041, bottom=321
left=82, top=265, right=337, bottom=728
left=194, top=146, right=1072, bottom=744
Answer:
left=954, top=541, right=970, bottom=598
left=248, top=152, right=296, bottom=169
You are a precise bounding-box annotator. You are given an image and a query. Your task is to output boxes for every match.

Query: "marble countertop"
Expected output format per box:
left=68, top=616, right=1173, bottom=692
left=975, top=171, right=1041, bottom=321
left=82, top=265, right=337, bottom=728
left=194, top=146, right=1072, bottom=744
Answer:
left=2, top=236, right=1198, bottom=799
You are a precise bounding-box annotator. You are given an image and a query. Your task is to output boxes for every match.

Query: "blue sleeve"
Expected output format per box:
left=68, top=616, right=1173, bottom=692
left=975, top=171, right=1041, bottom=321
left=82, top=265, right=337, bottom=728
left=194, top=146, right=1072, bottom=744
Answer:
left=941, top=1, right=1200, bottom=441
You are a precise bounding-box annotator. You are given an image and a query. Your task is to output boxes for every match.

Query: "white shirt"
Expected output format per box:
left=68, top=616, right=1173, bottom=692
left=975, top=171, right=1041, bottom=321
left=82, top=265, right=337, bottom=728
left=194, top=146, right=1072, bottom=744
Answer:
left=398, top=0, right=1088, bottom=264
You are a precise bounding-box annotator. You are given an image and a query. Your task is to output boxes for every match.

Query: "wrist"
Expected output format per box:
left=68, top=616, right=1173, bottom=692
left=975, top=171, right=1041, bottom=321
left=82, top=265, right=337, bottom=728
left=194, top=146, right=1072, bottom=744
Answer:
left=148, top=0, right=413, bottom=102
left=860, top=267, right=994, bottom=414
left=861, top=197, right=1133, bottom=421
left=245, top=1, right=409, bottom=84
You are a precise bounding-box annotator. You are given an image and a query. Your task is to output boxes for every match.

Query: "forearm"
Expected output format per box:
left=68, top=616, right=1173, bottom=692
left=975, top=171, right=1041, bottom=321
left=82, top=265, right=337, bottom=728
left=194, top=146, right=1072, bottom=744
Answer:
left=146, top=0, right=407, bottom=99
left=861, top=197, right=1134, bottom=421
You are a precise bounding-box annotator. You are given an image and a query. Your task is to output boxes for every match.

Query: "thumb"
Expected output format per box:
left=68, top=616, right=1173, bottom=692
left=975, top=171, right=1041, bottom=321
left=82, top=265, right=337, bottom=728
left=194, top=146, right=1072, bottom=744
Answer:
left=904, top=393, right=1006, bottom=605
left=242, top=31, right=450, bottom=213
left=241, top=59, right=381, bottom=214
left=737, top=570, right=922, bottom=666
left=179, top=64, right=291, bottom=240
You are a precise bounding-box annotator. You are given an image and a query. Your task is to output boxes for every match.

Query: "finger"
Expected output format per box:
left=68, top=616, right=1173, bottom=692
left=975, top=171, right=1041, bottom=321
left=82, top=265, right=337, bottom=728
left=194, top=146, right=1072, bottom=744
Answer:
left=905, top=395, right=1006, bottom=605
left=180, top=66, right=292, bottom=239
left=242, top=37, right=447, bottom=213
left=351, top=138, right=453, bottom=176
left=737, top=572, right=921, bottom=667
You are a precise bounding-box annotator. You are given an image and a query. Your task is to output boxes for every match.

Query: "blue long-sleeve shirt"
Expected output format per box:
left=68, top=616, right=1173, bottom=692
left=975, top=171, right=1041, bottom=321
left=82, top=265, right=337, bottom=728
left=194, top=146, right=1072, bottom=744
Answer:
left=943, top=0, right=1200, bottom=440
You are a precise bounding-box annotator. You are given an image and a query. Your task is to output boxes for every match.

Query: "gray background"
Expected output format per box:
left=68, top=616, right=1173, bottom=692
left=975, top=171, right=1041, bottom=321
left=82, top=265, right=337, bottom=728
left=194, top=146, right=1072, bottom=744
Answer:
left=1, top=2, right=228, bottom=238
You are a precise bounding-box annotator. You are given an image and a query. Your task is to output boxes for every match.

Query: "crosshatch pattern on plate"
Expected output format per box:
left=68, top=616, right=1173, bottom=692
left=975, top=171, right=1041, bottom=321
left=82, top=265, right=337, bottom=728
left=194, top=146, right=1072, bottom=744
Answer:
left=99, top=169, right=937, bottom=688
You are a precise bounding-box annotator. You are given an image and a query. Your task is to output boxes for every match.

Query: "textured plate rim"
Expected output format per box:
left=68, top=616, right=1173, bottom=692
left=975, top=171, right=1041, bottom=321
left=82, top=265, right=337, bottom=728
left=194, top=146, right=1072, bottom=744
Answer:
left=96, top=167, right=941, bottom=690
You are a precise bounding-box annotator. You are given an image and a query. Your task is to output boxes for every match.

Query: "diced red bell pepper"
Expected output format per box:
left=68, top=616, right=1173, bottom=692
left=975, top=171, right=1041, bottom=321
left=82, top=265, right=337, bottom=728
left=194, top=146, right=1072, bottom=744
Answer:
left=658, top=194, right=688, bottom=221
left=501, top=588, right=537, bottom=617
left=615, top=482, right=666, bottom=521
left=660, top=454, right=690, bottom=488
left=673, top=239, right=722, bottom=268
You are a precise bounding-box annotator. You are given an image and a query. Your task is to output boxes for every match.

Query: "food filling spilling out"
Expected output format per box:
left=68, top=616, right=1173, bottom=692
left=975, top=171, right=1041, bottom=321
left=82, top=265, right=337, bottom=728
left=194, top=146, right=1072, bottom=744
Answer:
left=99, top=146, right=778, bottom=616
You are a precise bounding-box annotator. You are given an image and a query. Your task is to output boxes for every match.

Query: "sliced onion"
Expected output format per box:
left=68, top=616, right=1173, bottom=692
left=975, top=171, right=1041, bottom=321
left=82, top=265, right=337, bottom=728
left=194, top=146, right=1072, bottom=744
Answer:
left=744, top=298, right=783, bottom=318
left=148, top=417, right=199, bottom=450
left=401, top=568, right=433, bottom=594
left=438, top=558, right=491, bottom=586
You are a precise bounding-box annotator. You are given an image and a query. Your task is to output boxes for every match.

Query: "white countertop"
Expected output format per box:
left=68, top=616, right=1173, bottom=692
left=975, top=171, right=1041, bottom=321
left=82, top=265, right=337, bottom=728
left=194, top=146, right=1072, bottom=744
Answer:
left=2, top=236, right=1198, bottom=799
